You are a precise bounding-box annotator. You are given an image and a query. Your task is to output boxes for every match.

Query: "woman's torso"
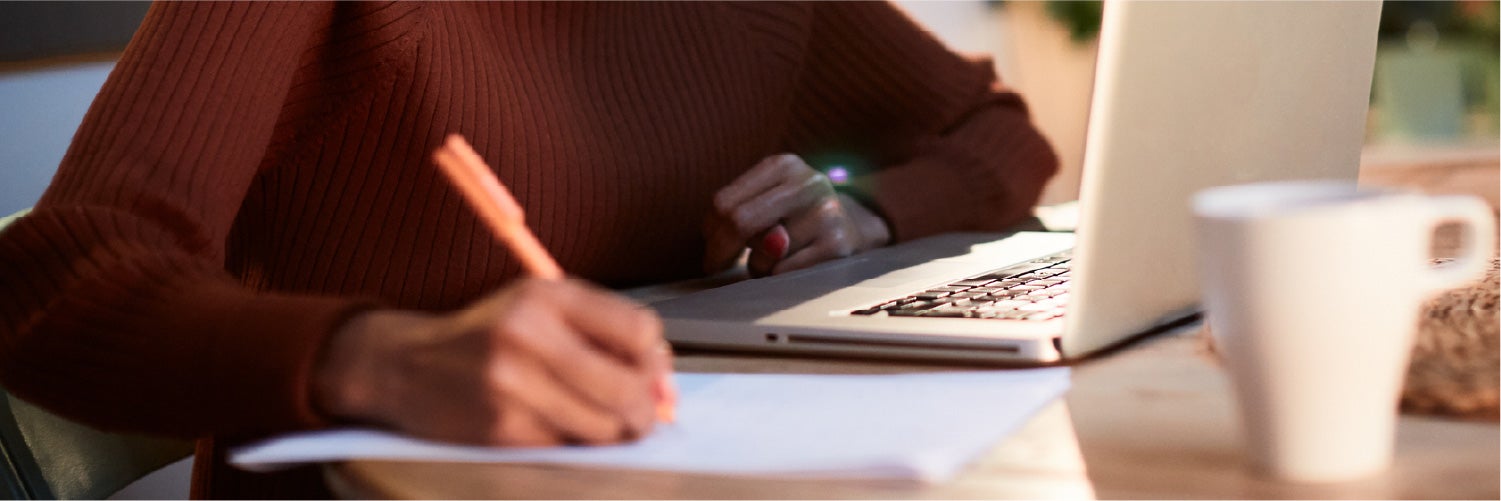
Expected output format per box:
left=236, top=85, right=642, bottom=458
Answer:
left=227, top=2, right=814, bottom=308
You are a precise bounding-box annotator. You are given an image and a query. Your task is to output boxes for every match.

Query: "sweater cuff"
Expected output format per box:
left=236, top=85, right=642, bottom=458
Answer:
left=167, top=278, right=381, bottom=436
left=859, top=110, right=1058, bottom=242
left=860, top=158, right=977, bottom=242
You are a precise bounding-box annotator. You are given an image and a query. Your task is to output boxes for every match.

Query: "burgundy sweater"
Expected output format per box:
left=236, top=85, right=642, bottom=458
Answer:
left=0, top=1, right=1055, bottom=497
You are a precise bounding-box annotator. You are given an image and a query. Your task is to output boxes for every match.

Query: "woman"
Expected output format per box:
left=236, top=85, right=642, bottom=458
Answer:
left=0, top=2, right=1056, bottom=497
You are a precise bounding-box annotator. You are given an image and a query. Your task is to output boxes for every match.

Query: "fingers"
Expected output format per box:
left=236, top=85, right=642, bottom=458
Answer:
left=746, top=225, right=790, bottom=277
left=371, top=279, right=671, bottom=449
left=500, top=287, right=657, bottom=437
left=555, top=285, right=674, bottom=418
left=549, top=280, right=665, bottom=366
left=488, top=356, right=633, bottom=445
left=728, top=173, right=834, bottom=237
left=418, top=279, right=663, bottom=447
left=501, top=280, right=663, bottom=436
left=705, top=154, right=833, bottom=272
left=712, top=154, right=808, bottom=211
left=421, top=396, right=557, bottom=447
left=773, top=236, right=854, bottom=275
left=491, top=405, right=556, bottom=447
left=772, top=198, right=858, bottom=275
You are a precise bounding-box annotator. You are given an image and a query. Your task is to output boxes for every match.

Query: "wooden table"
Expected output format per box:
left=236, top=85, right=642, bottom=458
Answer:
left=328, top=148, right=1500, bottom=499
left=326, top=324, right=1499, bottom=499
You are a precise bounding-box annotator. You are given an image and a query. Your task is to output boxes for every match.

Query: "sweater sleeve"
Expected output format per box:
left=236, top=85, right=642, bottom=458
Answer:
left=783, top=2, right=1059, bottom=242
left=0, top=2, right=376, bottom=439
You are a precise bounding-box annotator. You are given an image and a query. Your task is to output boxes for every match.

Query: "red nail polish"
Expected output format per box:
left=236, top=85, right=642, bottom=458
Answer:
left=761, top=225, right=790, bottom=259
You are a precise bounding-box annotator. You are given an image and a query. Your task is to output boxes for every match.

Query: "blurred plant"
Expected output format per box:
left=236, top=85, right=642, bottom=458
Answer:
left=1456, top=0, right=1499, bottom=50
left=1044, top=1, right=1103, bottom=43
left=989, top=0, right=1102, bottom=44
left=1374, top=1, right=1499, bottom=139
left=1379, top=0, right=1499, bottom=51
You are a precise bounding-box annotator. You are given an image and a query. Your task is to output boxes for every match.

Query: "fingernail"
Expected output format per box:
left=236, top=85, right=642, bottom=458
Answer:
left=653, top=373, right=677, bottom=424
left=760, top=224, right=790, bottom=259
left=653, top=341, right=677, bottom=424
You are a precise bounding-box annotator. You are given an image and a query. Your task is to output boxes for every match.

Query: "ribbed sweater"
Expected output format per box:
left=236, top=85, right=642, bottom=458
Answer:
left=0, top=1, right=1056, bottom=497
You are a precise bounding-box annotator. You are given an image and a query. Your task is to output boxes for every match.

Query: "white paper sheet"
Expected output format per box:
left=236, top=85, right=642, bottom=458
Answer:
left=231, top=368, right=1070, bottom=482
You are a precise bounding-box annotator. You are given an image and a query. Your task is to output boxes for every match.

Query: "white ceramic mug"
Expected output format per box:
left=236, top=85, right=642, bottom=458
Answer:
left=1192, top=180, right=1495, bottom=483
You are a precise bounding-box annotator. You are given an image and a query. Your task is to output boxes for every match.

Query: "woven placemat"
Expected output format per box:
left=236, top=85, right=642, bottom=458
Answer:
left=1198, top=258, right=1500, bottom=421
left=1402, top=258, right=1499, bottom=420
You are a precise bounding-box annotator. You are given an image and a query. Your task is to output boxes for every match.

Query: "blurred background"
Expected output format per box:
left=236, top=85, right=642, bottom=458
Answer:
left=896, top=0, right=1499, bottom=204
left=1, top=1, right=1497, bottom=216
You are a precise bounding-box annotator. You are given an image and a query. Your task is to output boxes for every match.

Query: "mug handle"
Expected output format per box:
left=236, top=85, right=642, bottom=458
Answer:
left=1419, top=196, right=1497, bottom=295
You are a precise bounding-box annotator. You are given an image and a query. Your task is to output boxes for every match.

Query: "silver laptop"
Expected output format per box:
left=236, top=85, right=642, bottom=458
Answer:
left=654, top=1, right=1382, bottom=363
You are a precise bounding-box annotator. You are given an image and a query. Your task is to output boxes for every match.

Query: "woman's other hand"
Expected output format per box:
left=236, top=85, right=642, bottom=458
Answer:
left=704, top=154, right=891, bottom=277
left=314, top=278, right=670, bottom=446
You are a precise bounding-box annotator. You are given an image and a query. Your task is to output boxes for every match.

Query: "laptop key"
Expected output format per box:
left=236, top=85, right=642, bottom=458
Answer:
left=1023, top=311, right=1062, bottom=321
left=931, top=295, right=963, bottom=305
left=976, top=264, right=1046, bottom=280
left=1031, top=296, right=1064, bottom=307
left=856, top=251, right=1076, bottom=321
left=1028, top=255, right=1069, bottom=265
left=990, top=300, right=1030, bottom=310
left=990, top=290, right=1027, bottom=300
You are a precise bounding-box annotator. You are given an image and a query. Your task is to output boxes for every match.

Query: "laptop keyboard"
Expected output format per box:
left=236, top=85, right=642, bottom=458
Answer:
left=849, top=250, right=1073, bottom=321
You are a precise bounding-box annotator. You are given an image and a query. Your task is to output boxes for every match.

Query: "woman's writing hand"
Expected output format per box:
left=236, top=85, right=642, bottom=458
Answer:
left=704, top=154, right=891, bottom=277
left=314, top=278, right=669, bottom=446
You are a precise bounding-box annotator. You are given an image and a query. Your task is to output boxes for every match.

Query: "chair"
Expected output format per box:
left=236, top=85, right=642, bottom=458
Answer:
left=0, top=209, right=194, bottom=499
left=0, top=209, right=28, bottom=232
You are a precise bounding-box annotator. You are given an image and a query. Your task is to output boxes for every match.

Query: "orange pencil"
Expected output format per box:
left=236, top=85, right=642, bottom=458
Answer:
left=432, top=134, right=678, bottom=424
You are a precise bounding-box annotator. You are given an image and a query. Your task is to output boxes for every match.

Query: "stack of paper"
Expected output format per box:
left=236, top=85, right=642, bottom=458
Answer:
left=231, top=368, right=1070, bottom=483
